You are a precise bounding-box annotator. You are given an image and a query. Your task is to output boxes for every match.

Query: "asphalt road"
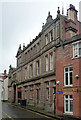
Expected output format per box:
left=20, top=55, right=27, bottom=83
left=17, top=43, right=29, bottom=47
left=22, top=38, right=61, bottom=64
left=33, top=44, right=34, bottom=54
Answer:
left=2, top=102, right=55, bottom=120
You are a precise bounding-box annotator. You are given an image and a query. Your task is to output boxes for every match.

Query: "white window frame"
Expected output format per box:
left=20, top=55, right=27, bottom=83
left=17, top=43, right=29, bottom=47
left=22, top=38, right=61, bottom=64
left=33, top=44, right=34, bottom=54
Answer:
left=50, top=53, right=53, bottom=70
left=64, top=95, right=73, bottom=114
left=46, top=56, right=48, bottom=72
left=64, top=66, right=73, bottom=86
left=73, top=41, right=81, bottom=58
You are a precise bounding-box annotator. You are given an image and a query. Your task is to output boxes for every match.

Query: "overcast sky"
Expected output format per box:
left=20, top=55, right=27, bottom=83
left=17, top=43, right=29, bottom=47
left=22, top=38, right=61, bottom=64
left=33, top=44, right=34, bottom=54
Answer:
left=0, top=0, right=81, bottom=73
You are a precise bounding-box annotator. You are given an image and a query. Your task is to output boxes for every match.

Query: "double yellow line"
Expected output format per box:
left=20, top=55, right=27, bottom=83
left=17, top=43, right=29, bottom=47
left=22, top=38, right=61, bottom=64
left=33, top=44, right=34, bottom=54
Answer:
left=5, top=103, right=55, bottom=120
left=2, top=111, right=14, bottom=120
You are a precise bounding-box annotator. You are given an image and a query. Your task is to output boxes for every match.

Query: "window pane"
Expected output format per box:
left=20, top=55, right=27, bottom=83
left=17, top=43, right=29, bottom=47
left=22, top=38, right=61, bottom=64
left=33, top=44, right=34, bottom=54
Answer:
left=74, top=44, right=78, bottom=57
left=66, top=100, right=68, bottom=111
left=45, top=34, right=48, bottom=45
left=65, top=95, right=68, bottom=98
left=70, top=72, right=73, bottom=85
left=69, top=67, right=73, bottom=71
left=46, top=56, right=48, bottom=71
left=47, top=88, right=49, bottom=99
left=50, top=54, right=53, bottom=70
left=79, top=43, right=81, bottom=47
left=70, top=95, right=73, bottom=98
left=37, top=61, right=40, bottom=75
left=79, top=48, right=81, bottom=56
left=65, top=68, right=68, bottom=72
left=65, top=73, right=68, bottom=85
left=70, top=100, right=73, bottom=112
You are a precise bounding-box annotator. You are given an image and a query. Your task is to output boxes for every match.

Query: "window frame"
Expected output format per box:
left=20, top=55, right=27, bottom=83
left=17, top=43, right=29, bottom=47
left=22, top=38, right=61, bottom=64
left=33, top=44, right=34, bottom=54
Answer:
left=50, top=53, right=53, bottom=70
left=37, top=60, right=40, bottom=75
left=64, top=95, right=73, bottom=114
left=64, top=66, right=73, bottom=86
left=30, top=64, right=33, bottom=77
left=73, top=41, right=81, bottom=58
left=45, top=55, right=49, bottom=72
left=25, top=67, right=28, bottom=80
left=49, top=30, right=53, bottom=42
left=45, top=34, right=48, bottom=45
left=46, top=88, right=49, bottom=99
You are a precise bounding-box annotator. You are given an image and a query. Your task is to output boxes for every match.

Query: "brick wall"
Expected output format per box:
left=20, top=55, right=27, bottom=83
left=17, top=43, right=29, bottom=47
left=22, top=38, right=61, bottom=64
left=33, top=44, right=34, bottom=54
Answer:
left=56, top=41, right=81, bottom=118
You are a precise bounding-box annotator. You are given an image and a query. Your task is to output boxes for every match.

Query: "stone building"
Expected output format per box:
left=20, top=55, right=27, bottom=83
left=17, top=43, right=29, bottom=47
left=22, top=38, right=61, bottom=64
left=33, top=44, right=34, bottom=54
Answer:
left=8, top=4, right=81, bottom=114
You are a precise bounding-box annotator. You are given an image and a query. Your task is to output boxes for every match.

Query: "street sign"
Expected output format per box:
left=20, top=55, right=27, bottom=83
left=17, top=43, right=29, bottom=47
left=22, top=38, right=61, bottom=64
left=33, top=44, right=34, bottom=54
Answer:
left=56, top=92, right=63, bottom=94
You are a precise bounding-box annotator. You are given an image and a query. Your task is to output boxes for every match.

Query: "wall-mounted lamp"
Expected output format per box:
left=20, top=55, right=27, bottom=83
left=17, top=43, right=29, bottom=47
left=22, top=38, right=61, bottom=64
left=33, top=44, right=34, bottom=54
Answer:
left=57, top=81, right=60, bottom=85
left=75, top=74, right=79, bottom=79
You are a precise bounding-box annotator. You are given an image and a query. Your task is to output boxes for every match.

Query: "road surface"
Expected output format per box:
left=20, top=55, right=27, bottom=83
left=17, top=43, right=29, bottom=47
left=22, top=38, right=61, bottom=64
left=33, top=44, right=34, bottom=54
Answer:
left=2, top=102, right=55, bottom=120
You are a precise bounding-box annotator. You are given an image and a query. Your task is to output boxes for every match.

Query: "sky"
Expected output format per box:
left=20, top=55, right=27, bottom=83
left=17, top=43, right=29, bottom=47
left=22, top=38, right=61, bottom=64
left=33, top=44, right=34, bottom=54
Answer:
left=0, top=0, right=81, bottom=73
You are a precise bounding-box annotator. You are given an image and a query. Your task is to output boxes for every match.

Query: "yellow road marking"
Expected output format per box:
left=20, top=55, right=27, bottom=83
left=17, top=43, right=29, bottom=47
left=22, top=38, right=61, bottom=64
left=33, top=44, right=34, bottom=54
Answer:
left=3, top=111, right=14, bottom=120
left=8, top=103, right=55, bottom=120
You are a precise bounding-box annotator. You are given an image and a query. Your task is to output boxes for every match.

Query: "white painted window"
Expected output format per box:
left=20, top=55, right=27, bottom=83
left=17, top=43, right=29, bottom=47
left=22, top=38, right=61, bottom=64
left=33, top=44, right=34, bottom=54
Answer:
left=37, top=61, right=40, bottom=75
left=49, top=30, right=53, bottom=42
left=73, top=42, right=81, bottom=58
left=46, top=56, right=48, bottom=72
left=64, top=66, right=73, bottom=86
left=64, top=95, right=73, bottom=113
left=45, top=34, right=48, bottom=45
left=50, top=53, right=53, bottom=70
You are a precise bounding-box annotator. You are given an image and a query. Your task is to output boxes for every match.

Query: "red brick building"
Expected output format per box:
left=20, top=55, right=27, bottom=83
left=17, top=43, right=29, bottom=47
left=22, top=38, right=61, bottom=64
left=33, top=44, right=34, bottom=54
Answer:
left=56, top=26, right=81, bottom=118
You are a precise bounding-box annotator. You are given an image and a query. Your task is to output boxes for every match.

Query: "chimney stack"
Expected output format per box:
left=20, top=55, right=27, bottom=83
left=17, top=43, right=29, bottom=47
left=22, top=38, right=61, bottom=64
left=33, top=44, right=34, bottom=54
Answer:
left=67, top=4, right=78, bottom=22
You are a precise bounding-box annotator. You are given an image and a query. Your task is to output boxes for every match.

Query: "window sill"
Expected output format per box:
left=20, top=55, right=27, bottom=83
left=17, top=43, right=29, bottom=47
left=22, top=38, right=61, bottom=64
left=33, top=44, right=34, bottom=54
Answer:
left=63, top=112, right=73, bottom=115
left=63, top=86, right=73, bottom=89
left=72, top=56, right=81, bottom=60
left=30, top=98, right=33, bottom=100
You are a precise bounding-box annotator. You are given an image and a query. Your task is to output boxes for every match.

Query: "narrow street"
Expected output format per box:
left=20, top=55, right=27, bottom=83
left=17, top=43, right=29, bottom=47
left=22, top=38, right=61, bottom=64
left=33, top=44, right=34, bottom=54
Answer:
left=2, top=102, right=55, bottom=120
